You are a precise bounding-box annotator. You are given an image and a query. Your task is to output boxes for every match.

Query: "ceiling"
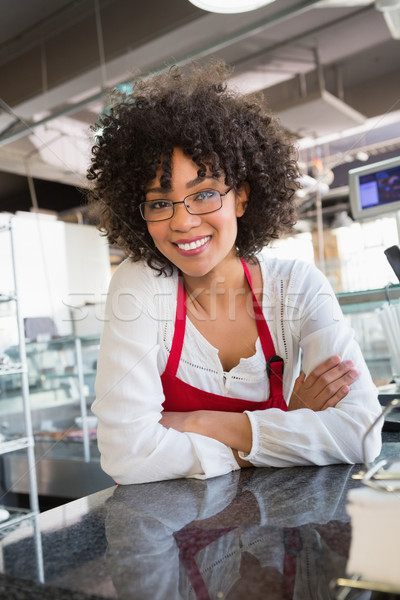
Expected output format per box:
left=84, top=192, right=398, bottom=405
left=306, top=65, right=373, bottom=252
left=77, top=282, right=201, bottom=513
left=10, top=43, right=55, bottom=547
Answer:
left=0, top=0, right=399, bottom=219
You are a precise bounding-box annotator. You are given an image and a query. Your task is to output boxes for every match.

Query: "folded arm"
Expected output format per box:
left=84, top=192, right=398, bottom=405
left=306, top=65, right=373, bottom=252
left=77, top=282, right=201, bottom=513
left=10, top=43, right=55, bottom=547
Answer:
left=161, top=263, right=382, bottom=468
left=160, top=354, right=360, bottom=460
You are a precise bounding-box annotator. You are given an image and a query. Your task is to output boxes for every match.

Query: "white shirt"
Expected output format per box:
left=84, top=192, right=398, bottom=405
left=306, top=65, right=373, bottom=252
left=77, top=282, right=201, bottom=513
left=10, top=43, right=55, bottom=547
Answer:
left=92, top=253, right=382, bottom=484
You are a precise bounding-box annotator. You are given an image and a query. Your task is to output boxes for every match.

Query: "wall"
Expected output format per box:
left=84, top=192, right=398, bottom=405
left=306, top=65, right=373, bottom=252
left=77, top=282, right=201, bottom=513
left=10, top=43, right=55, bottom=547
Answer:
left=0, top=213, right=111, bottom=350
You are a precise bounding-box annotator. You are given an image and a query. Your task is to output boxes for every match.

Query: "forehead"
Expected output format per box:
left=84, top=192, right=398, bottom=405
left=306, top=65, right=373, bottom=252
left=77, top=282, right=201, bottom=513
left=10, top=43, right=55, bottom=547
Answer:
left=147, top=148, right=224, bottom=190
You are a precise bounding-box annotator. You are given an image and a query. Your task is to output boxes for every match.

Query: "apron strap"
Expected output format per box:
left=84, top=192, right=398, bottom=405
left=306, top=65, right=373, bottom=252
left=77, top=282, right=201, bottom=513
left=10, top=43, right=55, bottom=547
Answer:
left=240, top=259, right=284, bottom=378
left=163, top=273, right=186, bottom=377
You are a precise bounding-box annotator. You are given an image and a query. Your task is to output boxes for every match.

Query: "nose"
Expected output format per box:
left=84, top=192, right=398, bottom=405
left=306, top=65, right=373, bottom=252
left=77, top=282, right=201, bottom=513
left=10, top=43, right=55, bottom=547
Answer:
left=169, top=202, right=201, bottom=231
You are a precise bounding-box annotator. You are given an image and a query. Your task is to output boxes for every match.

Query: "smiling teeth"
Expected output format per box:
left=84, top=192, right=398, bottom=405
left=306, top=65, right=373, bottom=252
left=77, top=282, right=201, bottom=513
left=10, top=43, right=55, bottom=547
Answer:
left=177, top=236, right=210, bottom=251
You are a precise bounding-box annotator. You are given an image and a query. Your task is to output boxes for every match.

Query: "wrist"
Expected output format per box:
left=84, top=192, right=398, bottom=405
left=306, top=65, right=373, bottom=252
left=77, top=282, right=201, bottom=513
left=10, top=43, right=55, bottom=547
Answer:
left=190, top=410, right=211, bottom=437
left=180, top=410, right=208, bottom=436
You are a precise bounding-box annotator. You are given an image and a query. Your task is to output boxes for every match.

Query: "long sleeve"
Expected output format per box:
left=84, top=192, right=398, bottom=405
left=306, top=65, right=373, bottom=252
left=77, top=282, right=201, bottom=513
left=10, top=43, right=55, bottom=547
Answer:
left=242, top=260, right=382, bottom=467
left=92, top=260, right=238, bottom=484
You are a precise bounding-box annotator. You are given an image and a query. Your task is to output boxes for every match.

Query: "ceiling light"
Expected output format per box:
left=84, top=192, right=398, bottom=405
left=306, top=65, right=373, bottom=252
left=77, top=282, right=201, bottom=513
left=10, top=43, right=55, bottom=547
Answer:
left=356, top=150, right=369, bottom=162
left=188, top=0, right=276, bottom=14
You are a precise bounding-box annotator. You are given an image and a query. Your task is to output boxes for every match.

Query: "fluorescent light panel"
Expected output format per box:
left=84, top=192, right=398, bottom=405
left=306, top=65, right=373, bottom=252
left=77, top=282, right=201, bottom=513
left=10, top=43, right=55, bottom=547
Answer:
left=188, top=0, right=276, bottom=14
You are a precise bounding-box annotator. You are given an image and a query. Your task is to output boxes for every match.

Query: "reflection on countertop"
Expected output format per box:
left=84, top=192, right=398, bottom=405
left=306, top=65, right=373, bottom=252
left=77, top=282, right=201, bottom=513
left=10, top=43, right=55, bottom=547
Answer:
left=0, top=434, right=399, bottom=600
left=105, top=464, right=354, bottom=600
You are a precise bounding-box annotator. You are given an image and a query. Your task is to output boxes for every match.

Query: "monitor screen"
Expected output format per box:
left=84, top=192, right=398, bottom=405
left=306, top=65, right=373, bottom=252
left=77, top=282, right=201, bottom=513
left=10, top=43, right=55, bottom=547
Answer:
left=349, top=156, right=400, bottom=220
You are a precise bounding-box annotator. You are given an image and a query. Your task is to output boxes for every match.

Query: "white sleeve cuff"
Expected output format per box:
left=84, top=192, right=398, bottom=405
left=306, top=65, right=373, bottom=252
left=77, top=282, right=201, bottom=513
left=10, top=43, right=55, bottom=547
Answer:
left=237, top=410, right=259, bottom=463
left=187, top=433, right=240, bottom=479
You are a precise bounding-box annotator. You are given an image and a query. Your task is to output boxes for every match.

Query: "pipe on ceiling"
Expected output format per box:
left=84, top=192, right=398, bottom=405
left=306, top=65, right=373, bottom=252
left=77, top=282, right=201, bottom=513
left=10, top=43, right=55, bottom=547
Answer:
left=0, top=0, right=330, bottom=149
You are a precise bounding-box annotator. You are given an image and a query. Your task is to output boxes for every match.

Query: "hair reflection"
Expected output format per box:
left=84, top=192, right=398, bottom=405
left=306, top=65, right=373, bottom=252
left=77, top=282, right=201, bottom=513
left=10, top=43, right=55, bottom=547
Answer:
left=105, top=465, right=355, bottom=600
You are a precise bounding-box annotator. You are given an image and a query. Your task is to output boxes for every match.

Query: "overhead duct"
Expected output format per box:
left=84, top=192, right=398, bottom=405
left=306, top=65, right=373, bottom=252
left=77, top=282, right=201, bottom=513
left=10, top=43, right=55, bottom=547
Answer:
left=275, top=89, right=366, bottom=138
left=272, top=47, right=366, bottom=138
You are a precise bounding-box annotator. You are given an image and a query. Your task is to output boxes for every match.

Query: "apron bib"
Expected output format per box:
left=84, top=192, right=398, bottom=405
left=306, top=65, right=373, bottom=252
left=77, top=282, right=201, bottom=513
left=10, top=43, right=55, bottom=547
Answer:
left=161, top=259, right=287, bottom=413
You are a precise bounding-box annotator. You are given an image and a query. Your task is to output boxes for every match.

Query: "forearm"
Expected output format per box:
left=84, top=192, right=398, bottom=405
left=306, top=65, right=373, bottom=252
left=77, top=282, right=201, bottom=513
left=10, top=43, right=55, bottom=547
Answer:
left=244, top=391, right=382, bottom=468
left=160, top=410, right=253, bottom=454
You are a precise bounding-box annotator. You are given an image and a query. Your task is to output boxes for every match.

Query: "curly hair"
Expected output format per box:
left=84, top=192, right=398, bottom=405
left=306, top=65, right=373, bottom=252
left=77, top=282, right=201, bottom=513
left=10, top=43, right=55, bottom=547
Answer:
left=87, top=61, right=299, bottom=275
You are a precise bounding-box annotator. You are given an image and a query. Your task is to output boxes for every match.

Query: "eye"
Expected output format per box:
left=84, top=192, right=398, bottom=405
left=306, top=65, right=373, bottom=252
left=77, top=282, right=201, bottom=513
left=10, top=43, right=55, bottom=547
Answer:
left=148, top=200, right=171, bottom=211
left=192, top=190, right=217, bottom=202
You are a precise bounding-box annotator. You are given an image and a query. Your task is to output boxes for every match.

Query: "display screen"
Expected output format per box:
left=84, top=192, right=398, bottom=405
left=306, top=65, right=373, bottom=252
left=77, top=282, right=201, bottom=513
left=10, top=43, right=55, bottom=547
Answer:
left=359, top=165, right=400, bottom=209
left=349, top=156, right=400, bottom=220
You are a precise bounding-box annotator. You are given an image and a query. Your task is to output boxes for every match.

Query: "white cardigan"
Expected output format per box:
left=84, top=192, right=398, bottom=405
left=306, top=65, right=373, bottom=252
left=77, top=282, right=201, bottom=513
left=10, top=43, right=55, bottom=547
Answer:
left=92, top=253, right=382, bottom=484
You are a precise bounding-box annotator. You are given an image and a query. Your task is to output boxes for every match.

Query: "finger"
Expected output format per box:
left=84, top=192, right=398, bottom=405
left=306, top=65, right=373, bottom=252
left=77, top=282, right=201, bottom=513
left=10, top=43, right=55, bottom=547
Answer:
left=320, top=384, right=350, bottom=410
left=288, top=372, right=309, bottom=410
left=314, top=367, right=358, bottom=403
left=302, top=355, right=342, bottom=389
left=304, top=360, right=356, bottom=397
left=292, top=371, right=306, bottom=392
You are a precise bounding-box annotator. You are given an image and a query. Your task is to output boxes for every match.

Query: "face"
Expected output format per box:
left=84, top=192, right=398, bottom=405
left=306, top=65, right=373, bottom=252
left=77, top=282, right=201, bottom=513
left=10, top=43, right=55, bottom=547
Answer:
left=144, top=148, right=248, bottom=279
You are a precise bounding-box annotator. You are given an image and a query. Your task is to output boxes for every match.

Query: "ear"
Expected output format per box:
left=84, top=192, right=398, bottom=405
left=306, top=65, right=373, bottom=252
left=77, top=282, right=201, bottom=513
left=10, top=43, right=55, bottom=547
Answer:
left=235, top=182, right=250, bottom=218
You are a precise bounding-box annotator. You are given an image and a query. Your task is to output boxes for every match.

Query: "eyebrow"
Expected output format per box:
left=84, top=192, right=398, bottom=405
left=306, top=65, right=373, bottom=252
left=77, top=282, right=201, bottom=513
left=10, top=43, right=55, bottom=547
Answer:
left=146, top=175, right=220, bottom=194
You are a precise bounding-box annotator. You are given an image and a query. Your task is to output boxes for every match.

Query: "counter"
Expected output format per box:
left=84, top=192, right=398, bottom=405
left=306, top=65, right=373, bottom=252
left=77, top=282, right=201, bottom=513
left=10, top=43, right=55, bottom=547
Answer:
left=0, top=432, right=399, bottom=600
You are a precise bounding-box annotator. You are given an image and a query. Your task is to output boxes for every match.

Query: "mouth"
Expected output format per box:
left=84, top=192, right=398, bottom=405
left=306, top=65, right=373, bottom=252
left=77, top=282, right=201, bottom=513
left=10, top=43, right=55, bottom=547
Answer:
left=175, top=236, right=211, bottom=251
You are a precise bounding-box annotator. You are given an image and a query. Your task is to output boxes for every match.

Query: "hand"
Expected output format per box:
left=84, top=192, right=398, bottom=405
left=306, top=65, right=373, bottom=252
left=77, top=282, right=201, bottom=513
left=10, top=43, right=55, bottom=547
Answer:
left=288, top=355, right=358, bottom=412
left=159, top=411, right=189, bottom=432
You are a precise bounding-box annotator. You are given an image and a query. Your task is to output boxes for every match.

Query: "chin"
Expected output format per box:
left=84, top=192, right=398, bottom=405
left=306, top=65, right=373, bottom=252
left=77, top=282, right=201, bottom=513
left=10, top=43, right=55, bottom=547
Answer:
left=179, top=267, right=211, bottom=279
left=176, top=260, right=216, bottom=278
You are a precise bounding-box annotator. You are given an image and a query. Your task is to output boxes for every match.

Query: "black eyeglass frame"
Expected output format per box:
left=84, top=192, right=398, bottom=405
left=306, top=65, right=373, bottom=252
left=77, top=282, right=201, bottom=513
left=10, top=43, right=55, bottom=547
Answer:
left=139, top=187, right=234, bottom=222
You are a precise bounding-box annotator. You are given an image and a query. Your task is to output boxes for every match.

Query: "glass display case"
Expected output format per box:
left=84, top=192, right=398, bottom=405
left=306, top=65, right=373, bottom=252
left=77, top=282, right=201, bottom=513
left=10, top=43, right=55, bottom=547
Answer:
left=337, top=284, right=400, bottom=434
left=0, top=218, right=112, bottom=502
left=337, top=284, right=400, bottom=388
left=3, top=336, right=99, bottom=451
left=1, top=333, right=113, bottom=499
left=0, top=219, right=39, bottom=529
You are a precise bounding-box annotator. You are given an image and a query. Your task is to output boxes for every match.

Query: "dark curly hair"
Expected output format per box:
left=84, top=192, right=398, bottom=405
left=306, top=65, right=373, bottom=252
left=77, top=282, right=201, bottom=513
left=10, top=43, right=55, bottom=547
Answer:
left=87, top=61, right=299, bottom=275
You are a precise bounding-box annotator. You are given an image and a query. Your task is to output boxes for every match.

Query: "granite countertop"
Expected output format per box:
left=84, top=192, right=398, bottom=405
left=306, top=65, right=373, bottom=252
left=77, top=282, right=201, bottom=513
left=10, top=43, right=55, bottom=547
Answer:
left=0, top=434, right=399, bottom=600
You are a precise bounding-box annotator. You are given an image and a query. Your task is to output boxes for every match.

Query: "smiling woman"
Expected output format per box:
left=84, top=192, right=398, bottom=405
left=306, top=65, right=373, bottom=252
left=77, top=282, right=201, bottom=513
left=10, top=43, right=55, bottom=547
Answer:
left=87, top=61, right=382, bottom=484
left=143, top=150, right=246, bottom=279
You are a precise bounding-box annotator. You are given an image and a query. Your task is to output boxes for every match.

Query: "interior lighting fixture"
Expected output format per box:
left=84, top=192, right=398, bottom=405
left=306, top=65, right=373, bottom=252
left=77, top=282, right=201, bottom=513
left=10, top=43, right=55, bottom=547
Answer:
left=188, top=0, right=276, bottom=14
left=356, top=151, right=369, bottom=162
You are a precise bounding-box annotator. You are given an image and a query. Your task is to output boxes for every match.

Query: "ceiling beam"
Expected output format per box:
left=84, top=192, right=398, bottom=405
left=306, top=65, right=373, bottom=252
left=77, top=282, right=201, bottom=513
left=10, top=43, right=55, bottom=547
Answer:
left=0, top=0, right=327, bottom=148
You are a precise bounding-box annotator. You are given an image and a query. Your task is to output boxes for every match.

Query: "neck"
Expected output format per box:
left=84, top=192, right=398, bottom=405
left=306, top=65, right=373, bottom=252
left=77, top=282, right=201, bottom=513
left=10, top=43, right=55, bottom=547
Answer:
left=182, top=257, right=249, bottom=320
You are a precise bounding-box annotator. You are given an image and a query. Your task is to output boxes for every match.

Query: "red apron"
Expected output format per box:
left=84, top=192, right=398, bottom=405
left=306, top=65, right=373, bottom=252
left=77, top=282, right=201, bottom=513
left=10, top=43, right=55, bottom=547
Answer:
left=161, top=259, right=287, bottom=413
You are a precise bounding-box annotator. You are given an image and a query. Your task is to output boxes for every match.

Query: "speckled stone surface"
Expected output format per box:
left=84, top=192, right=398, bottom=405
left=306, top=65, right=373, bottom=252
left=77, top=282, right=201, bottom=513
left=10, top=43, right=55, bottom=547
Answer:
left=0, top=434, right=399, bottom=600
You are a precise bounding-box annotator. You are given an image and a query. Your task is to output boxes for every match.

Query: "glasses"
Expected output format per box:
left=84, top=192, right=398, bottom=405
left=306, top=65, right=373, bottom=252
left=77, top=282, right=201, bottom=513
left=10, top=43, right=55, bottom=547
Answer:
left=139, top=187, right=233, bottom=222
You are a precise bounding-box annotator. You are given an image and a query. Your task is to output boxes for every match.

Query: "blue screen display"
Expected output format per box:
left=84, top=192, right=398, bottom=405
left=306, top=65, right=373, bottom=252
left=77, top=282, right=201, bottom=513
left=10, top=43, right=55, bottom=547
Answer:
left=359, top=164, right=400, bottom=210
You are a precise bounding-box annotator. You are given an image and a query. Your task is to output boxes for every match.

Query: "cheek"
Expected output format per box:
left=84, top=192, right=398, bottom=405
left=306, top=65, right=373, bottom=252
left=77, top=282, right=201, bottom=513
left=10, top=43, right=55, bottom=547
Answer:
left=146, top=223, right=162, bottom=245
left=220, top=210, right=239, bottom=237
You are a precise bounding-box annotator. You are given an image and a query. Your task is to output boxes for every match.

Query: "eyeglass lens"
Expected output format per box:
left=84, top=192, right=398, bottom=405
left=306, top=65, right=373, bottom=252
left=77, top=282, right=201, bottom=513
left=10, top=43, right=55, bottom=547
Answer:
left=141, top=189, right=222, bottom=221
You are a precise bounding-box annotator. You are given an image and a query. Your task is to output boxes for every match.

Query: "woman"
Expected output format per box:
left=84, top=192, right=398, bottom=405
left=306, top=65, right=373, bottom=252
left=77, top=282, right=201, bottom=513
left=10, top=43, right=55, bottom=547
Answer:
left=88, top=62, right=382, bottom=484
